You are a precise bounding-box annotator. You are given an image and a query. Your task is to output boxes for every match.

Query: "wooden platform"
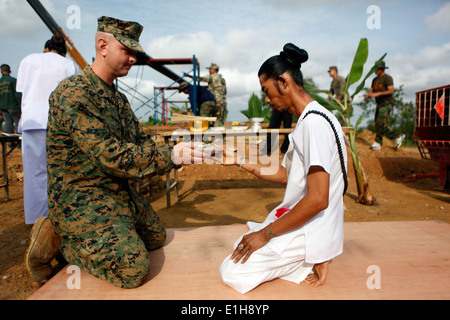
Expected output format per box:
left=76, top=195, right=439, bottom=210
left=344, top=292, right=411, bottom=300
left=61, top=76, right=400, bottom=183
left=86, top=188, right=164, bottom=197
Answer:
left=28, top=221, right=450, bottom=300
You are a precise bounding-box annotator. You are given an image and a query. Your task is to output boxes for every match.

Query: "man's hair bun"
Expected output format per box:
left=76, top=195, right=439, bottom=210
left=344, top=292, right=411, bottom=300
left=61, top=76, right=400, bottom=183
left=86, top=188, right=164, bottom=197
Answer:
left=280, top=43, right=308, bottom=69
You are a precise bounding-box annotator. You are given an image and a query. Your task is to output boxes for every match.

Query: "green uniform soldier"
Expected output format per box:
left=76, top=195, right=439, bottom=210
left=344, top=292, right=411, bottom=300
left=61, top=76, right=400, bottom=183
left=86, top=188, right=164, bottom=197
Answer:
left=0, top=64, right=21, bottom=133
left=366, top=61, right=405, bottom=150
left=192, top=63, right=227, bottom=126
left=328, top=66, right=352, bottom=123
left=25, top=16, right=202, bottom=288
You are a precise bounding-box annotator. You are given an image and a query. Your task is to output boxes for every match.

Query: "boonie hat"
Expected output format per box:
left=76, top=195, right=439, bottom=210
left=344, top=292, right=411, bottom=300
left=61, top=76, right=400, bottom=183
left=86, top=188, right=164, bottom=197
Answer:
left=377, top=61, right=389, bottom=69
left=97, top=16, right=145, bottom=54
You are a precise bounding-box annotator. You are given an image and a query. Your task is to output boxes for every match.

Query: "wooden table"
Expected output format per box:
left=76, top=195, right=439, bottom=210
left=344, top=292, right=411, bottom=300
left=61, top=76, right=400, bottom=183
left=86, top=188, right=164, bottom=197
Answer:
left=155, top=127, right=352, bottom=207
left=155, top=128, right=294, bottom=207
left=0, top=134, right=21, bottom=201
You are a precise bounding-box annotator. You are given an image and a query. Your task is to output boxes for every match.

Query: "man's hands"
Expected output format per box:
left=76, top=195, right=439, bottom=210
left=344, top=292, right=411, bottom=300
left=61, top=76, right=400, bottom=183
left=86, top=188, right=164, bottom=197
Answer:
left=172, top=142, right=225, bottom=165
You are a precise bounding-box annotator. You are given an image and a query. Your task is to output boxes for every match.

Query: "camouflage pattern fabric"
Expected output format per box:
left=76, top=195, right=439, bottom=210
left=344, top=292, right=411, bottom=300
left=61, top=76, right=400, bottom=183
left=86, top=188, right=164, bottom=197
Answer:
left=199, top=73, right=227, bottom=125
left=198, top=100, right=217, bottom=118
left=97, top=16, right=145, bottom=54
left=330, top=75, right=352, bottom=124
left=374, top=101, right=396, bottom=144
left=329, top=75, right=350, bottom=105
left=47, top=66, right=173, bottom=287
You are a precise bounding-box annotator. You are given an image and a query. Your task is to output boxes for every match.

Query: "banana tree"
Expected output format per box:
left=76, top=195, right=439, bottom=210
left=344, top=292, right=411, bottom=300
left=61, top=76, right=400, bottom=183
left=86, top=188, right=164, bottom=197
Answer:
left=306, top=38, right=386, bottom=205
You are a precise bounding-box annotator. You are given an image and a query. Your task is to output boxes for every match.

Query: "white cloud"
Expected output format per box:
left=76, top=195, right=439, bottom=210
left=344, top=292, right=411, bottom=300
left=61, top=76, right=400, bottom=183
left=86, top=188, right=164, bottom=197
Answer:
left=425, top=2, right=450, bottom=33
left=384, top=42, right=450, bottom=101
left=146, top=32, right=217, bottom=59
left=0, top=0, right=58, bottom=36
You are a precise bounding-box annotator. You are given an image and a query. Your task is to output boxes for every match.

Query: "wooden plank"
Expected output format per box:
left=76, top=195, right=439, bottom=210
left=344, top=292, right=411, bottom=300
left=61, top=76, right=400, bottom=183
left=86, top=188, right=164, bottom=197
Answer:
left=28, top=221, right=450, bottom=300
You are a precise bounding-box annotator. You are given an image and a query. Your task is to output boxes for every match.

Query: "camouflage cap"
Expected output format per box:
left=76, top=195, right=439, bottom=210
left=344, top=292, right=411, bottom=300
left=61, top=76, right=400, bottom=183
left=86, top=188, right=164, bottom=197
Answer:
left=97, top=16, right=145, bottom=54
left=328, top=66, right=337, bottom=72
left=207, top=63, right=219, bottom=71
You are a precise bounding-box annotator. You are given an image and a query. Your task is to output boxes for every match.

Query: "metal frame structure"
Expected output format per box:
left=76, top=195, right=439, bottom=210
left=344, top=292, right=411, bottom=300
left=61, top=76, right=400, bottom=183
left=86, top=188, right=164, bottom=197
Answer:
left=27, top=0, right=201, bottom=125
left=414, top=84, right=450, bottom=189
left=150, top=56, right=200, bottom=124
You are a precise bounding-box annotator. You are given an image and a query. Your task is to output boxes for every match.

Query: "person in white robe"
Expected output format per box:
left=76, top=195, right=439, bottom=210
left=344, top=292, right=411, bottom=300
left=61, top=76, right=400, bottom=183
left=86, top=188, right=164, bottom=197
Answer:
left=16, top=36, right=79, bottom=224
left=215, top=43, right=347, bottom=294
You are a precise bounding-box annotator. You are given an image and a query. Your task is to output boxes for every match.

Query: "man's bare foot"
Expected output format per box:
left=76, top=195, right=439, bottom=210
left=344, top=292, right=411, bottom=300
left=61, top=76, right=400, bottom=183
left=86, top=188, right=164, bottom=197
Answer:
left=305, top=260, right=331, bottom=287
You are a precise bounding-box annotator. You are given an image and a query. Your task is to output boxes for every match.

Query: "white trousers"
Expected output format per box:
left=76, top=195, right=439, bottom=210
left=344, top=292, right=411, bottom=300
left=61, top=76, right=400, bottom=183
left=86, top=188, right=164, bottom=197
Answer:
left=22, top=130, right=48, bottom=224
left=220, top=223, right=314, bottom=294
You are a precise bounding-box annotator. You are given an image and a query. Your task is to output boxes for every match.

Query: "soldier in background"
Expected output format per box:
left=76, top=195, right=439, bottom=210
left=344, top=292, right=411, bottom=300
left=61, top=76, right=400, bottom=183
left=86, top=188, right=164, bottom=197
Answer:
left=25, top=16, right=202, bottom=288
left=178, top=80, right=216, bottom=118
left=0, top=64, right=21, bottom=134
left=188, top=63, right=227, bottom=126
left=365, top=61, right=405, bottom=151
left=327, top=66, right=352, bottom=124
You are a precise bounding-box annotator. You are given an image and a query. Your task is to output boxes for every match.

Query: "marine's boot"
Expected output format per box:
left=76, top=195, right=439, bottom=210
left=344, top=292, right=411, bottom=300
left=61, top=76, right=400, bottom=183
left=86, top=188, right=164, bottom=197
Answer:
left=25, top=216, right=60, bottom=282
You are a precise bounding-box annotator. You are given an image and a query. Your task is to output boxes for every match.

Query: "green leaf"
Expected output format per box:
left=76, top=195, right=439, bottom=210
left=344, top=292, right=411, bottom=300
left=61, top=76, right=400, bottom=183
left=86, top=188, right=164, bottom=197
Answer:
left=344, top=38, right=369, bottom=94
left=309, top=92, right=339, bottom=111
left=241, top=93, right=268, bottom=118
left=354, top=114, right=364, bottom=131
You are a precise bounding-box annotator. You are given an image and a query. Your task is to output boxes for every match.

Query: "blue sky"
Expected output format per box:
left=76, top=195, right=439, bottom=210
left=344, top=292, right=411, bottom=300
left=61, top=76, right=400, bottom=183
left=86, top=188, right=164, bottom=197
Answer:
left=1, top=0, right=449, bottom=123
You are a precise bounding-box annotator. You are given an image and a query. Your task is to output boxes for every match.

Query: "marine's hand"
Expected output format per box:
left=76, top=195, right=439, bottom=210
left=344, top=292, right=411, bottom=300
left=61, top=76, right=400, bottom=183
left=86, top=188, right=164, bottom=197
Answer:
left=172, top=142, right=204, bottom=165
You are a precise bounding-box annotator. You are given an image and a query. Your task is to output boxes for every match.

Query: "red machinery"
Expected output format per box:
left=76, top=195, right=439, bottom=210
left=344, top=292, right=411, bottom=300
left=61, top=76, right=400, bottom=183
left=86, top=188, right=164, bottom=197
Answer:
left=414, top=85, right=450, bottom=189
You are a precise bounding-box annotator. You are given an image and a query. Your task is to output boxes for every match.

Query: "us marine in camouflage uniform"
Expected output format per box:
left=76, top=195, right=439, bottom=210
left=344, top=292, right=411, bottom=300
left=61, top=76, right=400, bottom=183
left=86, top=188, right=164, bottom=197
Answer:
left=197, top=63, right=227, bottom=126
left=25, top=16, right=200, bottom=289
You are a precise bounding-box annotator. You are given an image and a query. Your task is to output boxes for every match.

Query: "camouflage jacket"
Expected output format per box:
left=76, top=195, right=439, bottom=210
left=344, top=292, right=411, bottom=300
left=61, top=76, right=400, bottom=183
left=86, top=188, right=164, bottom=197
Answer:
left=47, top=66, right=173, bottom=236
left=330, top=75, right=351, bottom=104
left=198, top=73, right=227, bottom=102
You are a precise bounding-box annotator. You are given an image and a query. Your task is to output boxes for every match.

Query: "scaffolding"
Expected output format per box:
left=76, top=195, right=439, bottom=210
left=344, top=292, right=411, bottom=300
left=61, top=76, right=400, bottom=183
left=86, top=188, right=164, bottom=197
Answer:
left=119, top=56, right=200, bottom=125
left=413, top=84, right=450, bottom=189
left=27, top=0, right=200, bottom=125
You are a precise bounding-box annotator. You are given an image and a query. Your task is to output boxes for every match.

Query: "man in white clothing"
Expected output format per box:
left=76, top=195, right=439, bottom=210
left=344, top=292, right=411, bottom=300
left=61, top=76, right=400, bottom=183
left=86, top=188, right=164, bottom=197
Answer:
left=216, top=43, right=347, bottom=294
left=16, top=35, right=79, bottom=224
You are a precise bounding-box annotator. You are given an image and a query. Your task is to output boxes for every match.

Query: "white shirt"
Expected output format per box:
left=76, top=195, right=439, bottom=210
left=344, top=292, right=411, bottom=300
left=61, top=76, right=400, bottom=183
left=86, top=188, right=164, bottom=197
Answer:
left=252, top=101, right=347, bottom=264
left=16, top=52, right=79, bottom=130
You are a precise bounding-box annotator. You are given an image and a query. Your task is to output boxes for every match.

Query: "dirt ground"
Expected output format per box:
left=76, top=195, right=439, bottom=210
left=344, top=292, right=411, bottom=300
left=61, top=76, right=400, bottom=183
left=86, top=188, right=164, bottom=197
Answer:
left=0, top=129, right=448, bottom=300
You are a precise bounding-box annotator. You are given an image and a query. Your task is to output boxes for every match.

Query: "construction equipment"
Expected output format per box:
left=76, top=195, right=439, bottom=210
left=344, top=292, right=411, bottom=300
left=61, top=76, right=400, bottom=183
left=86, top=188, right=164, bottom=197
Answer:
left=26, top=0, right=194, bottom=85
left=414, top=84, right=450, bottom=189
left=27, top=0, right=199, bottom=122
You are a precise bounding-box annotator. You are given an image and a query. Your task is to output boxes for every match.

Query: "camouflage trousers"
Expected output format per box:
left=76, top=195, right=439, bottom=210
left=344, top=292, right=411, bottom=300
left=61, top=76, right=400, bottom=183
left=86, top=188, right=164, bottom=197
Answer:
left=215, top=100, right=228, bottom=127
left=60, top=202, right=166, bottom=289
left=374, top=101, right=397, bottom=144
left=198, top=100, right=217, bottom=118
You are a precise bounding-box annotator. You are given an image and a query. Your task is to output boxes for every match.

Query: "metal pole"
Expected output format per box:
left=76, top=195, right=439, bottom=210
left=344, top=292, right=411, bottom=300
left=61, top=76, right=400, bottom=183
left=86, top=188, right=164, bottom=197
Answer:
left=193, top=55, right=197, bottom=115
